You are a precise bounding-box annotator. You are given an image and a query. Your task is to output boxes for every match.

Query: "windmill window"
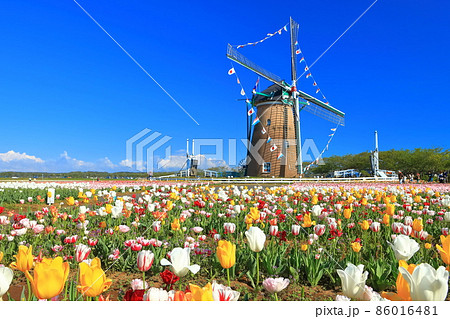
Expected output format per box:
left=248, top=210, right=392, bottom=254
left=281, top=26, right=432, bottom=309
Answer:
left=262, top=162, right=271, bottom=173
left=267, top=119, right=271, bottom=126
left=285, top=141, right=290, bottom=148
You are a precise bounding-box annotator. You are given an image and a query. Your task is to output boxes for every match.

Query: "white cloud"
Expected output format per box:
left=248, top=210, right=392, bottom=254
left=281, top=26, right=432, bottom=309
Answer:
left=0, top=150, right=44, bottom=163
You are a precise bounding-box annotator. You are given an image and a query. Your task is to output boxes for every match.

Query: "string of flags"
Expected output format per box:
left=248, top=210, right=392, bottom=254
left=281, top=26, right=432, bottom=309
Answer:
left=228, top=58, right=338, bottom=165
left=233, top=23, right=289, bottom=49
left=303, top=125, right=340, bottom=173
left=230, top=65, right=284, bottom=160
left=295, top=40, right=330, bottom=103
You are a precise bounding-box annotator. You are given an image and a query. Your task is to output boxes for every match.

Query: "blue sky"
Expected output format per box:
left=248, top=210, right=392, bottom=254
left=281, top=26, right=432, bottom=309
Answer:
left=0, top=0, right=448, bottom=172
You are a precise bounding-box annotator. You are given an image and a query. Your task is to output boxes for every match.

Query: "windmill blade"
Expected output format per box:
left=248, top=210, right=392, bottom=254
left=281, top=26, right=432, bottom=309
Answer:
left=297, top=89, right=345, bottom=126
left=227, top=44, right=289, bottom=89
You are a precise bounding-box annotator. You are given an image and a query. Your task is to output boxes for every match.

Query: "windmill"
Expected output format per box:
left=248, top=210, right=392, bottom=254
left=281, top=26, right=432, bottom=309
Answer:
left=227, top=17, right=345, bottom=177
left=178, top=139, right=198, bottom=177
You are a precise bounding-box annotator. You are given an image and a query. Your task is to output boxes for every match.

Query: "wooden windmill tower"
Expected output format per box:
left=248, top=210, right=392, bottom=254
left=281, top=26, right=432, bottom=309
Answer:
left=227, top=17, right=345, bottom=177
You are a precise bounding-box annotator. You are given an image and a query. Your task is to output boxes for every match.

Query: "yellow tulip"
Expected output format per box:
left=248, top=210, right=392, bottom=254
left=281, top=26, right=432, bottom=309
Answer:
left=77, top=257, right=112, bottom=297
left=301, top=213, right=315, bottom=228
left=248, top=207, right=260, bottom=221
left=171, top=218, right=180, bottom=231
left=412, top=219, right=423, bottom=232
left=383, top=214, right=390, bottom=225
left=381, top=261, right=416, bottom=301
left=112, top=186, right=117, bottom=191
left=390, top=195, right=397, bottom=203
left=189, top=283, right=213, bottom=301
left=436, top=235, right=450, bottom=265
left=386, top=203, right=395, bottom=216
left=66, top=197, right=75, bottom=206
left=311, top=196, right=318, bottom=205
left=425, top=243, right=432, bottom=249
left=10, top=245, right=34, bottom=272
left=351, top=242, right=362, bottom=253
left=300, top=244, right=308, bottom=251
left=414, top=196, right=421, bottom=203
left=25, top=257, right=69, bottom=300
left=343, top=208, right=352, bottom=219
left=105, top=204, right=112, bottom=214
left=361, top=220, right=370, bottom=231
left=0, top=251, right=3, bottom=263
left=217, top=240, right=236, bottom=269
left=361, top=198, right=368, bottom=206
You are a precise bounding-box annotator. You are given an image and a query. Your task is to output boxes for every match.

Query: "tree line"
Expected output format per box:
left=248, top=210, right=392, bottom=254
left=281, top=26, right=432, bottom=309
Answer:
left=307, top=148, right=450, bottom=177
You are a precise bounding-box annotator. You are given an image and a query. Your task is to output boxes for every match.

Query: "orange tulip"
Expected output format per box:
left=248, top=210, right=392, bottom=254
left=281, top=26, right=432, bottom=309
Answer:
left=360, top=220, right=370, bottom=231
left=351, top=242, right=362, bottom=253
left=381, top=261, right=416, bottom=301
left=412, top=219, right=423, bottom=232
left=343, top=208, right=352, bottom=219
left=386, top=204, right=395, bottom=216
left=171, top=218, right=180, bottom=231
left=382, top=214, right=390, bottom=225
left=436, top=235, right=450, bottom=265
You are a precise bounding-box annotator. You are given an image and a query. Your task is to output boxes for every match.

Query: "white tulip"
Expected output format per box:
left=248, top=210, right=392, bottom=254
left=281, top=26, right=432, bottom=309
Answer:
left=311, top=205, right=322, bottom=217
left=111, top=206, right=123, bottom=219
left=160, top=247, right=200, bottom=277
left=144, top=287, right=169, bottom=301
left=399, top=263, right=449, bottom=301
left=444, top=212, right=450, bottom=223
left=0, top=266, right=13, bottom=300
left=388, top=234, right=420, bottom=261
left=245, top=227, right=266, bottom=252
left=337, top=263, right=368, bottom=300
left=212, top=281, right=240, bottom=301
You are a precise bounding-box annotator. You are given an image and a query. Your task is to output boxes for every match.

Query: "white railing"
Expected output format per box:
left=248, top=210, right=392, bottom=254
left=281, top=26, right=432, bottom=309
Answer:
left=156, top=176, right=398, bottom=184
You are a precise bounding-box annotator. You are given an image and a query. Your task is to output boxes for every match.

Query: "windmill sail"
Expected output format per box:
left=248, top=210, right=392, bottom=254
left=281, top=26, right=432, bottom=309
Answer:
left=227, top=44, right=287, bottom=89
left=297, top=90, right=345, bottom=125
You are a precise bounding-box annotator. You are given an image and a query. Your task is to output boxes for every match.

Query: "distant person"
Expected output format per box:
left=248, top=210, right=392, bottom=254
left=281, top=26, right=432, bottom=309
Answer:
left=415, top=172, right=420, bottom=183
left=428, top=171, right=433, bottom=182
left=398, top=171, right=404, bottom=184
left=439, top=172, right=445, bottom=183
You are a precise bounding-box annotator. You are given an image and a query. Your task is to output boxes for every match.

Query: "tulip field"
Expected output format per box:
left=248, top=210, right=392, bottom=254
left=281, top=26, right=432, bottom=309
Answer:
left=1, top=180, right=450, bottom=301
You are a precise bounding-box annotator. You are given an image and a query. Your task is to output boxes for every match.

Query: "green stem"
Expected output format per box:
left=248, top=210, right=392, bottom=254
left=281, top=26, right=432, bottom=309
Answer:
left=142, top=271, right=146, bottom=287
left=227, top=268, right=231, bottom=287
left=26, top=278, right=32, bottom=301
left=274, top=292, right=278, bottom=301
left=256, top=252, right=260, bottom=287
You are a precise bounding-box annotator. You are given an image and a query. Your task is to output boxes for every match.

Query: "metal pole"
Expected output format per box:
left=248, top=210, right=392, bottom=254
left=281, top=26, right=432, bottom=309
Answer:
left=290, top=17, right=303, bottom=176
left=186, top=139, right=190, bottom=177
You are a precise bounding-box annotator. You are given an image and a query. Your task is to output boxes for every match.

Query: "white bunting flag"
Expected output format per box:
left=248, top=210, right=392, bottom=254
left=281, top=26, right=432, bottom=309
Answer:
left=270, top=144, right=278, bottom=152
left=248, top=108, right=255, bottom=116
left=228, top=68, right=236, bottom=75
left=240, top=88, right=245, bottom=96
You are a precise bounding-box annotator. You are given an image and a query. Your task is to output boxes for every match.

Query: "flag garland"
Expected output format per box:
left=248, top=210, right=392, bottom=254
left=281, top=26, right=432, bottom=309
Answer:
left=233, top=23, right=289, bottom=49
left=303, top=125, right=341, bottom=173
left=227, top=63, right=286, bottom=162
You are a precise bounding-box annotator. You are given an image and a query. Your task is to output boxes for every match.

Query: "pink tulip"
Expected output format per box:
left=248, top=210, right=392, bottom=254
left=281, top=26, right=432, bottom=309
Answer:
left=119, top=225, right=131, bottom=233
left=131, top=243, right=143, bottom=251
left=224, top=223, right=236, bottom=234
left=262, top=277, right=290, bottom=293
left=88, top=239, right=98, bottom=246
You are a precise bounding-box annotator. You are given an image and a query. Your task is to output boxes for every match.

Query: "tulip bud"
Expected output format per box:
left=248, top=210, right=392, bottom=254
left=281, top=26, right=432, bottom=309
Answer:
left=370, top=222, right=380, bottom=232
left=137, top=250, right=154, bottom=272
left=269, top=225, right=279, bottom=236
left=291, top=224, right=300, bottom=236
